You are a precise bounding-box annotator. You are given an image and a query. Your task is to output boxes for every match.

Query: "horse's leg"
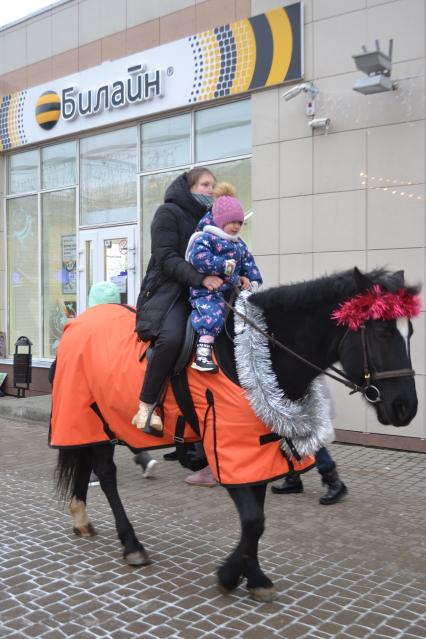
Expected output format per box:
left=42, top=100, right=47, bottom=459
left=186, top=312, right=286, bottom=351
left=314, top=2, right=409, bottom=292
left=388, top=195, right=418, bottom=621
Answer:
left=218, top=484, right=277, bottom=602
left=92, top=444, right=151, bottom=567
left=69, top=447, right=97, bottom=538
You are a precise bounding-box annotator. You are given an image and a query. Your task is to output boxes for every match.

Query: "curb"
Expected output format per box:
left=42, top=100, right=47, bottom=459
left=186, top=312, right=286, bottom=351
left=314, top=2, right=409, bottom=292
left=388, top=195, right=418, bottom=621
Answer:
left=0, top=396, right=51, bottom=425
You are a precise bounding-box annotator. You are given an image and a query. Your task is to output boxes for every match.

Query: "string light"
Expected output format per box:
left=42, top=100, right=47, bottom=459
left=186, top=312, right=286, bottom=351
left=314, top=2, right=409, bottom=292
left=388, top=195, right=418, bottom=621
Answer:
left=358, top=172, right=422, bottom=200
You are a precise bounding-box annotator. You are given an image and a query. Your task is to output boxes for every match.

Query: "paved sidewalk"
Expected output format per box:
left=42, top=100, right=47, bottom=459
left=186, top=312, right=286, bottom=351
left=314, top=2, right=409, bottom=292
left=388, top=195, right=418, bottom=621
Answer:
left=0, top=413, right=425, bottom=639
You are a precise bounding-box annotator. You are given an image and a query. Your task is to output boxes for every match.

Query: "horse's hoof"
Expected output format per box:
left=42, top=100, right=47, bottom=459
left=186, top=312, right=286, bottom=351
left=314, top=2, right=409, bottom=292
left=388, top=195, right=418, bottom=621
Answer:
left=217, top=581, right=232, bottom=596
left=217, top=574, right=244, bottom=595
left=73, top=523, right=97, bottom=538
left=248, top=586, right=278, bottom=603
left=124, top=550, right=151, bottom=567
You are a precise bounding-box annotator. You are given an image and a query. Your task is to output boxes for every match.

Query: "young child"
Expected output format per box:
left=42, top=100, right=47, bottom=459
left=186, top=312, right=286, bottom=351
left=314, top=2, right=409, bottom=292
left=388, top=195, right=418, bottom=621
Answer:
left=186, top=182, right=262, bottom=372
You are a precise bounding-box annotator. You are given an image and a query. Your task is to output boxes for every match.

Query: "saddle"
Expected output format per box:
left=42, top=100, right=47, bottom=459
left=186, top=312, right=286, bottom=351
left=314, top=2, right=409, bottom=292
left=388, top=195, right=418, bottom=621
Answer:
left=158, top=295, right=240, bottom=468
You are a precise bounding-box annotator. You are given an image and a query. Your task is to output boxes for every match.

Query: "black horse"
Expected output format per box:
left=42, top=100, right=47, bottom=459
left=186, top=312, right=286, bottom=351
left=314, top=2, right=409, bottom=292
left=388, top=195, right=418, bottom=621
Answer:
left=54, top=268, right=420, bottom=602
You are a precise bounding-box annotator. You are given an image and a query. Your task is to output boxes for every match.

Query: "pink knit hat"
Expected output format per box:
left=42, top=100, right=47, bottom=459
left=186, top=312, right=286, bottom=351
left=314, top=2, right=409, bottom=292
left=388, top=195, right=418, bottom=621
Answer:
left=212, top=195, right=244, bottom=229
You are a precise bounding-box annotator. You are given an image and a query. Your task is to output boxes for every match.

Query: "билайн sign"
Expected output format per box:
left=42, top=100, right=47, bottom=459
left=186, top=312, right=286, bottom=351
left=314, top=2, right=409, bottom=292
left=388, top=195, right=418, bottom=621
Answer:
left=0, top=2, right=303, bottom=150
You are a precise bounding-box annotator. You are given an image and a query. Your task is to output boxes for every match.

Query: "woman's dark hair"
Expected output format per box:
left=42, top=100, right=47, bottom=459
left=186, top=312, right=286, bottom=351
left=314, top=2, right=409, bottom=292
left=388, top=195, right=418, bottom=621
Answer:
left=186, top=166, right=216, bottom=189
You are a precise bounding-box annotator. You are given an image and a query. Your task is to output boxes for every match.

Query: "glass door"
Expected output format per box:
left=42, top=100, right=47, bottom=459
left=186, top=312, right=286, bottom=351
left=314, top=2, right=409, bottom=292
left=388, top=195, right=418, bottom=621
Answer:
left=78, top=226, right=137, bottom=312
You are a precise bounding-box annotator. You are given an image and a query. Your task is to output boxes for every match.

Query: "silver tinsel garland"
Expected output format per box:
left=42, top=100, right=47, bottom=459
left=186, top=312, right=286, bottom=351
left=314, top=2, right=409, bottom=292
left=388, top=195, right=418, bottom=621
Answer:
left=234, top=291, right=335, bottom=458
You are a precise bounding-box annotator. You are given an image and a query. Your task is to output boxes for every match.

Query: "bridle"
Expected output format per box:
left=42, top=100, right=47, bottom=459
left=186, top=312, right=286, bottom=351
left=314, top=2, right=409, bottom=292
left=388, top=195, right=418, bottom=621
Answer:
left=223, top=291, right=416, bottom=404
left=336, top=324, right=415, bottom=403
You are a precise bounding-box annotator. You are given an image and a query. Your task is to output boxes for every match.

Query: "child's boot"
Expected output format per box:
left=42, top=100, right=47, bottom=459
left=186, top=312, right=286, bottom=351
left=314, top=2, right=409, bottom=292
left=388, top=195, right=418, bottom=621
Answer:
left=192, top=341, right=218, bottom=373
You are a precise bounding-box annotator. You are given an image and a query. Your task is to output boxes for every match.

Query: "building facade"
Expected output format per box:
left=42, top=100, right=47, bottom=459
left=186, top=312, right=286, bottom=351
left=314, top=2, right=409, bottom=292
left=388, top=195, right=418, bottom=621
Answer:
left=0, top=0, right=424, bottom=451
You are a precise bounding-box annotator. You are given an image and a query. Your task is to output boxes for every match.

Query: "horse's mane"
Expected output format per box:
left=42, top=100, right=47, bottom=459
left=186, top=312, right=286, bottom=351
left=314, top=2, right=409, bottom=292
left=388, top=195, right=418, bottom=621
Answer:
left=250, top=268, right=420, bottom=313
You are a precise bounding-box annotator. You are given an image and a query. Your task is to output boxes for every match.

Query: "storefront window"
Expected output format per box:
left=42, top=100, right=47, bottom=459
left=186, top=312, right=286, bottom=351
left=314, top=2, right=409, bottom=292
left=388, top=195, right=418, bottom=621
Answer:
left=141, top=114, right=191, bottom=172
left=41, top=142, right=77, bottom=190
left=195, top=100, right=251, bottom=162
left=139, top=100, right=251, bottom=273
left=41, top=189, right=76, bottom=357
left=7, top=196, right=40, bottom=355
left=80, top=127, right=137, bottom=225
left=8, top=150, right=39, bottom=194
left=4, top=99, right=251, bottom=359
left=141, top=169, right=184, bottom=273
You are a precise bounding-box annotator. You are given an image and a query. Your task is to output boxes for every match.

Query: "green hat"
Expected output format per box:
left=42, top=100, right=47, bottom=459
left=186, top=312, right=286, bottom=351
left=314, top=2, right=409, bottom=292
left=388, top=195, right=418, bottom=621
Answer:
left=88, top=281, right=120, bottom=307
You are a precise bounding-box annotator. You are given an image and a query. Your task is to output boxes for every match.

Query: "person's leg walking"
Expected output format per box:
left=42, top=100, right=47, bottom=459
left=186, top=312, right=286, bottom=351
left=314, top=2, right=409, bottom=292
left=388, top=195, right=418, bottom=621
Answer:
left=133, top=450, right=158, bottom=478
left=316, top=446, right=348, bottom=505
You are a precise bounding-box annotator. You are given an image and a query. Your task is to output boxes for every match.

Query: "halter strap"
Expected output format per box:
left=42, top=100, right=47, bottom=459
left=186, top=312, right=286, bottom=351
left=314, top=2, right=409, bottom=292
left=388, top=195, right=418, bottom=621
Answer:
left=224, top=288, right=416, bottom=404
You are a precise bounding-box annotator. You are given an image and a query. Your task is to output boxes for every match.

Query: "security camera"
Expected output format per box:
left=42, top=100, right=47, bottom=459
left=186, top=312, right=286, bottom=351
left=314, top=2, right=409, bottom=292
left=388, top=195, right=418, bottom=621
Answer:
left=282, top=85, right=304, bottom=101
left=282, top=81, right=319, bottom=101
left=309, top=117, right=331, bottom=129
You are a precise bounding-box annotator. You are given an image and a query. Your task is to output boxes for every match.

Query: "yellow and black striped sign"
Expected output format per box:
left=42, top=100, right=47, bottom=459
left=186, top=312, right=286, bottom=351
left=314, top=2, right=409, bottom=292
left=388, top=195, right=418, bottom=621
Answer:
left=189, top=3, right=302, bottom=103
left=35, top=90, right=61, bottom=130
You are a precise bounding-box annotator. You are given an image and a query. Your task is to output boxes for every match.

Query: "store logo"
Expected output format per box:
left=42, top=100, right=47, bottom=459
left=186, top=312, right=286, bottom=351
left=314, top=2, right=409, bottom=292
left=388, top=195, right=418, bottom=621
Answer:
left=62, top=64, right=165, bottom=121
left=35, top=90, right=61, bottom=130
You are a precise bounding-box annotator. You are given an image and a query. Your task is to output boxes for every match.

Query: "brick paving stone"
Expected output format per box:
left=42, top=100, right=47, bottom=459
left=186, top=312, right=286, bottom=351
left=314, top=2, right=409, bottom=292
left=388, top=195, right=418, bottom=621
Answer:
left=342, top=625, right=372, bottom=638
left=1, top=419, right=426, bottom=639
left=308, top=632, right=335, bottom=639
left=40, top=630, right=68, bottom=639
left=152, top=625, right=178, bottom=638
left=331, top=610, right=363, bottom=626
left=204, top=630, right=239, bottom=639
left=172, top=628, right=203, bottom=639
left=376, top=624, right=406, bottom=637
left=280, top=622, right=314, bottom=638
left=404, top=626, right=426, bottom=638
left=352, top=612, right=390, bottom=629
left=108, top=630, right=135, bottom=639
left=2, top=618, right=31, bottom=633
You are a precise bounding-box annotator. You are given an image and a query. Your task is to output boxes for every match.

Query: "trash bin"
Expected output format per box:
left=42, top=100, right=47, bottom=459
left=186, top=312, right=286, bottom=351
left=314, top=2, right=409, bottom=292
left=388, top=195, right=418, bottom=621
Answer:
left=13, top=336, right=33, bottom=398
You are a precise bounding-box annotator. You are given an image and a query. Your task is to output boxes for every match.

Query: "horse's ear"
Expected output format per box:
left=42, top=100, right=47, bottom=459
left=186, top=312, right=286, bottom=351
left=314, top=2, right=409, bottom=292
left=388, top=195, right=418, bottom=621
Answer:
left=393, top=270, right=405, bottom=288
left=353, top=267, right=374, bottom=292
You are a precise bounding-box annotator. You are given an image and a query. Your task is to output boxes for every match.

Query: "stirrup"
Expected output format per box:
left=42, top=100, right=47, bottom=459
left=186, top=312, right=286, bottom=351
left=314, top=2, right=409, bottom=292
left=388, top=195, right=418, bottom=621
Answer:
left=143, top=406, right=164, bottom=437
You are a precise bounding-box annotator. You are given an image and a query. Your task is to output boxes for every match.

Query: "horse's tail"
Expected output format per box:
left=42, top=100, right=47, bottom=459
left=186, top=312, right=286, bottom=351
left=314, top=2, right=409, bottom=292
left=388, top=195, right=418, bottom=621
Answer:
left=55, top=448, right=86, bottom=503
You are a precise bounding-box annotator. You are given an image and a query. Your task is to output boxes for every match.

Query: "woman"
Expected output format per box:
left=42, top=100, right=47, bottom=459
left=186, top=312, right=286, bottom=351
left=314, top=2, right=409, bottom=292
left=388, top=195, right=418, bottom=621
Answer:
left=132, top=167, right=222, bottom=432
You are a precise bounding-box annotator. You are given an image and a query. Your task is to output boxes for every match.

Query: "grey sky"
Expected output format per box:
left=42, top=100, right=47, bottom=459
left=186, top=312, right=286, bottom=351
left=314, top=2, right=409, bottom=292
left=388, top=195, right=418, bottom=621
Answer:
left=0, top=0, right=59, bottom=29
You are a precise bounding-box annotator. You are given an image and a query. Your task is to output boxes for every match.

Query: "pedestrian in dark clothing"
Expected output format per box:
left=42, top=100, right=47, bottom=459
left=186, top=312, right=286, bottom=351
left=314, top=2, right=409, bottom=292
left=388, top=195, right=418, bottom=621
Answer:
left=132, top=167, right=222, bottom=434
left=271, top=446, right=347, bottom=505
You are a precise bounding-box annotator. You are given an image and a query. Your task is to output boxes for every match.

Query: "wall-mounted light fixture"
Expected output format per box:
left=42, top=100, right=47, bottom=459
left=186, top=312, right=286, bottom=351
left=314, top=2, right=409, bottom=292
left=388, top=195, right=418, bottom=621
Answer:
left=352, top=39, right=398, bottom=95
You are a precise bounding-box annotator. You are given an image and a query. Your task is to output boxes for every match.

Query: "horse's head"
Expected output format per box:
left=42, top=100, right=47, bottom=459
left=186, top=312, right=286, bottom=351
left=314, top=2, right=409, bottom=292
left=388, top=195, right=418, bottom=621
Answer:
left=334, top=269, right=421, bottom=427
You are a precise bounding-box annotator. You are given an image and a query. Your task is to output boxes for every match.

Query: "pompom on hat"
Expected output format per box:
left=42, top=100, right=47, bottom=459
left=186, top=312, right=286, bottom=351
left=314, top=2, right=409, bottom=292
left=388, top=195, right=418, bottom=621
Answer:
left=212, top=182, right=244, bottom=229
left=88, top=281, right=120, bottom=307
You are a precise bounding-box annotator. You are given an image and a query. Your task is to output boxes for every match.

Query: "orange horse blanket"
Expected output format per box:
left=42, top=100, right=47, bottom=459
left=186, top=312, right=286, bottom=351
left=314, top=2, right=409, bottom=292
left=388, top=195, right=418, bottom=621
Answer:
left=50, top=304, right=314, bottom=486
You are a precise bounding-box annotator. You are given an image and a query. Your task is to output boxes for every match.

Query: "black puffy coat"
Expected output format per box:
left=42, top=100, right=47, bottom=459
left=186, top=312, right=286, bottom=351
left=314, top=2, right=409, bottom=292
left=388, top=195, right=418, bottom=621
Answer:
left=136, top=173, right=208, bottom=340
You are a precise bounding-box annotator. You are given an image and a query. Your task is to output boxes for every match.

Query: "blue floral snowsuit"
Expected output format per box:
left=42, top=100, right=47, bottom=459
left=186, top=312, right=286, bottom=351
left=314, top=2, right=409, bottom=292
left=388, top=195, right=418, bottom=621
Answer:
left=186, top=224, right=262, bottom=337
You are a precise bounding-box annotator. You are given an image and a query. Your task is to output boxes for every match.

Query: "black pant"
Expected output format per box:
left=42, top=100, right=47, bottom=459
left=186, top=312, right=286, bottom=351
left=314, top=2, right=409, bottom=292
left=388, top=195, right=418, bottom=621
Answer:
left=140, top=296, right=190, bottom=404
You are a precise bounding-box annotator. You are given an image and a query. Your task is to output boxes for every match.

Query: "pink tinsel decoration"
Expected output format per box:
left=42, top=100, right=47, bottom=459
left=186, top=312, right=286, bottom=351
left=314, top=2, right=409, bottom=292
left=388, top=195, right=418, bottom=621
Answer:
left=332, top=285, right=422, bottom=330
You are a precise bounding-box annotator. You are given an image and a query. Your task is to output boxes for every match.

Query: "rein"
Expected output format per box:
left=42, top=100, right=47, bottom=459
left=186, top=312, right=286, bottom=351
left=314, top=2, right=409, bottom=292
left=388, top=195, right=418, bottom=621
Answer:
left=224, top=288, right=415, bottom=404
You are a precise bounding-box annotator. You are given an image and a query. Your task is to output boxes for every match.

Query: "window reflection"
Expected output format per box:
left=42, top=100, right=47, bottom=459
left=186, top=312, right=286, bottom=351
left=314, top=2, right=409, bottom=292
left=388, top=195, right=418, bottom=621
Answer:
left=195, top=100, right=251, bottom=162
left=41, top=189, right=76, bottom=357
left=80, top=128, right=137, bottom=225
left=8, top=150, right=39, bottom=194
left=141, top=114, right=191, bottom=172
left=7, top=196, right=40, bottom=354
left=42, top=142, right=77, bottom=190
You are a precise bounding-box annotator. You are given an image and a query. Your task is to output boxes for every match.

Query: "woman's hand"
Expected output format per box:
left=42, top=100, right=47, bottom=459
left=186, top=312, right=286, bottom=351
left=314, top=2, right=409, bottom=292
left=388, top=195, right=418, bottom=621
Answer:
left=202, top=275, right=223, bottom=291
left=239, top=276, right=251, bottom=290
